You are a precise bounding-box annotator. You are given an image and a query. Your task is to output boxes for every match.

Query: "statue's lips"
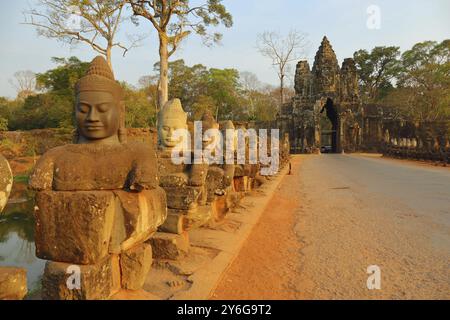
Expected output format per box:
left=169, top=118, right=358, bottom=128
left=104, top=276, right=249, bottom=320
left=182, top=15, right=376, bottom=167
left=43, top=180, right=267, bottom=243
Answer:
left=85, top=125, right=105, bottom=131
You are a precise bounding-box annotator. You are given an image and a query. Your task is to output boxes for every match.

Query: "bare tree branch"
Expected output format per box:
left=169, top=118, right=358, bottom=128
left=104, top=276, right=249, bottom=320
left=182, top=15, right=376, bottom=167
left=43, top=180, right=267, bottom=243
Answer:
left=257, top=29, right=310, bottom=105
left=23, top=0, right=146, bottom=71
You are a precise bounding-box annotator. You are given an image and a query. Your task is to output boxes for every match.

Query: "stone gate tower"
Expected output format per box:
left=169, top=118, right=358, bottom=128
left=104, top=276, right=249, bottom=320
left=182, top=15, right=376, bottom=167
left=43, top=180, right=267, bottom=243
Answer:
left=279, top=36, right=362, bottom=153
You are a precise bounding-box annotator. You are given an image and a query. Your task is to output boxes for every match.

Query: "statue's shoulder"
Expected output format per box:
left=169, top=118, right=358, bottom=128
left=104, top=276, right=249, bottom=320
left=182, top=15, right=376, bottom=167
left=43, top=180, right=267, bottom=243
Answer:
left=123, top=142, right=159, bottom=190
left=28, top=145, right=68, bottom=191
left=124, top=141, right=157, bottom=162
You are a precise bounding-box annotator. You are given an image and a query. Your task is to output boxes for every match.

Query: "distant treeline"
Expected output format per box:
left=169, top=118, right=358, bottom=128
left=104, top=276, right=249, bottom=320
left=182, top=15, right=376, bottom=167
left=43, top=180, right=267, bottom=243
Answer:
left=1, top=57, right=282, bottom=131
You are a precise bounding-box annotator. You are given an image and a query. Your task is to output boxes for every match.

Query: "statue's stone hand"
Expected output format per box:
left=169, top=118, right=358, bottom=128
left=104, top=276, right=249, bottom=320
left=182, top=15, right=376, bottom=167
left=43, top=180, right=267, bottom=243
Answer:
left=189, top=163, right=208, bottom=186
left=159, top=172, right=188, bottom=188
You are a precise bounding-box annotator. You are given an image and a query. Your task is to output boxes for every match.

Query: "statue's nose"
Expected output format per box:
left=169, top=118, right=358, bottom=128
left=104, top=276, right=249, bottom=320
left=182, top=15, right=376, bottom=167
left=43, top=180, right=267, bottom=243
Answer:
left=87, top=107, right=100, bottom=121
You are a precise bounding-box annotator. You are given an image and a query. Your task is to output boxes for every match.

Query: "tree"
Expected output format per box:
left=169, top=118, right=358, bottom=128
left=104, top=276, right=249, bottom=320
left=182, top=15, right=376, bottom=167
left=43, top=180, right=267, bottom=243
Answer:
left=257, top=29, right=309, bottom=106
left=393, top=40, right=450, bottom=121
left=122, top=82, right=158, bottom=127
left=353, top=46, right=401, bottom=102
left=205, top=68, right=242, bottom=120
left=239, top=71, right=262, bottom=92
left=128, top=0, right=233, bottom=108
left=0, top=118, right=8, bottom=131
left=7, top=56, right=91, bottom=130
left=9, top=70, right=36, bottom=100
left=24, top=0, right=143, bottom=71
left=35, top=56, right=90, bottom=97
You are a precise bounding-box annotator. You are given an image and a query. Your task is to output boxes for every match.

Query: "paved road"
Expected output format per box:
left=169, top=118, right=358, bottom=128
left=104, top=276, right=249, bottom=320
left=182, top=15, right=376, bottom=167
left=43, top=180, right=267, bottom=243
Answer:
left=213, top=155, right=450, bottom=299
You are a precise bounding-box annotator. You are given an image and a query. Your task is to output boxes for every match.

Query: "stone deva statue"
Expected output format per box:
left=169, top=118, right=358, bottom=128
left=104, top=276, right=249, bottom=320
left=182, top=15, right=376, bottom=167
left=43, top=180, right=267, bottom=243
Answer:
left=0, top=154, right=13, bottom=213
left=233, top=123, right=258, bottom=192
left=157, top=99, right=209, bottom=233
left=29, top=56, right=167, bottom=300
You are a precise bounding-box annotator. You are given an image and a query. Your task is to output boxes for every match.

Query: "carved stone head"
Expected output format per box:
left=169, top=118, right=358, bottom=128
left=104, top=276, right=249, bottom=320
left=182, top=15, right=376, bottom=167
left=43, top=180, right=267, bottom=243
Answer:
left=201, top=111, right=220, bottom=150
left=157, top=99, right=188, bottom=150
left=74, top=56, right=125, bottom=145
left=221, top=120, right=237, bottom=153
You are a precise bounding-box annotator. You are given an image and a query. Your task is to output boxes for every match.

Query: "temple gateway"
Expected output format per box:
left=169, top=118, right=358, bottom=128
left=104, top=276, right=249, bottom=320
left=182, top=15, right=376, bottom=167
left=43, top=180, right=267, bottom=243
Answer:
left=278, top=36, right=362, bottom=154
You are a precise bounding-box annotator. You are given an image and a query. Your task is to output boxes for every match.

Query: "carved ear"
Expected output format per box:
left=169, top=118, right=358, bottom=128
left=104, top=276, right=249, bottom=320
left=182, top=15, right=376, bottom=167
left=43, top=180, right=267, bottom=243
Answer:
left=118, top=101, right=127, bottom=143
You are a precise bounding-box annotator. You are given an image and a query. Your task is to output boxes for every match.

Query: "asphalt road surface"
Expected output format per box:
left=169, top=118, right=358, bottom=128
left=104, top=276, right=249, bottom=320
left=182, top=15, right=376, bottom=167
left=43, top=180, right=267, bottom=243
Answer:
left=213, top=155, right=450, bottom=299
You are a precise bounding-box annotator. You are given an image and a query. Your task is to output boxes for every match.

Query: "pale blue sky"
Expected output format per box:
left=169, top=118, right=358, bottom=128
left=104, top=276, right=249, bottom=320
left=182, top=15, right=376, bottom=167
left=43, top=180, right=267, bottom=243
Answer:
left=1, top=0, right=449, bottom=98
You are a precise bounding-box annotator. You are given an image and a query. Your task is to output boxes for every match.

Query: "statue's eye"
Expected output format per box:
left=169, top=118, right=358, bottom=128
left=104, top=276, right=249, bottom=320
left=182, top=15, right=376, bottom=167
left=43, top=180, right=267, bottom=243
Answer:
left=78, top=104, right=90, bottom=113
left=163, top=126, right=170, bottom=131
left=98, top=103, right=111, bottom=113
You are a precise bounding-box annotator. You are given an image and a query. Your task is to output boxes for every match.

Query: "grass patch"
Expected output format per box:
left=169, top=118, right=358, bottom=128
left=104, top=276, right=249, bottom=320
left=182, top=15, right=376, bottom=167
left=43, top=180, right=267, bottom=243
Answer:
left=13, top=175, right=29, bottom=183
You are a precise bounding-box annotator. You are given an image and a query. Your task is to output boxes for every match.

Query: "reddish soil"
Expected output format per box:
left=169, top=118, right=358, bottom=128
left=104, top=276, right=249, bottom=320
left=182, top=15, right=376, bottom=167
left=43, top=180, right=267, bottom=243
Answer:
left=211, top=157, right=306, bottom=299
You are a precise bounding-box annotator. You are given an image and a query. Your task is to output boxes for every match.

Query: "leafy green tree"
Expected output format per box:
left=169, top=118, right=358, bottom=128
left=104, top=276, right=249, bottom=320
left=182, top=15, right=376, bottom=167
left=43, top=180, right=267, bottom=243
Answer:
left=9, top=93, right=72, bottom=130
left=129, top=0, right=233, bottom=107
left=7, top=57, right=89, bottom=130
left=36, top=56, right=90, bottom=97
left=354, top=46, right=401, bottom=102
left=0, top=117, right=8, bottom=131
left=392, top=40, right=450, bottom=121
left=122, top=83, right=157, bottom=127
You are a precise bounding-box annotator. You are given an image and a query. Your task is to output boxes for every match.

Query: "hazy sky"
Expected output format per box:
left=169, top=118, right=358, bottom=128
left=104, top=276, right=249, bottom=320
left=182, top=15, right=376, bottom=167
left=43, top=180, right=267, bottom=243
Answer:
left=1, top=0, right=449, bottom=98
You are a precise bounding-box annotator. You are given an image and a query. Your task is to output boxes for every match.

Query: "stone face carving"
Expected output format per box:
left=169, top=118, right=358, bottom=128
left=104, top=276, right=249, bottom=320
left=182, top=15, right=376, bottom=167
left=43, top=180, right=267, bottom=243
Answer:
left=312, top=36, right=340, bottom=97
left=157, top=98, right=188, bottom=152
left=279, top=36, right=363, bottom=154
left=29, top=56, right=167, bottom=299
left=340, top=58, right=359, bottom=104
left=294, top=61, right=312, bottom=99
left=0, top=154, right=12, bottom=213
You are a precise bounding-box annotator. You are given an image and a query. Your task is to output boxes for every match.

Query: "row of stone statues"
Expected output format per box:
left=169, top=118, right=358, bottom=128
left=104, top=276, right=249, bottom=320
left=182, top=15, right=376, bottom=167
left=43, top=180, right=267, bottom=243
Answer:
left=20, top=56, right=289, bottom=299
left=383, top=126, right=450, bottom=165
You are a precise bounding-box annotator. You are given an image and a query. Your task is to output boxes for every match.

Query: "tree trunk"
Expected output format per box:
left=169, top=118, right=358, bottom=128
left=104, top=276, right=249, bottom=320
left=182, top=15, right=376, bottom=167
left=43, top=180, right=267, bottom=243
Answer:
left=159, top=34, right=169, bottom=109
left=280, top=73, right=285, bottom=106
left=106, top=45, right=113, bottom=74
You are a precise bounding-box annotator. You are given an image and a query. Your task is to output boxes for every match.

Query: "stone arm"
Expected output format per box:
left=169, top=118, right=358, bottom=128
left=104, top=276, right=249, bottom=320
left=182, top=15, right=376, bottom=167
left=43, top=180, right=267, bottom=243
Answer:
left=126, top=143, right=159, bottom=191
left=188, top=163, right=209, bottom=187
left=28, top=151, right=56, bottom=191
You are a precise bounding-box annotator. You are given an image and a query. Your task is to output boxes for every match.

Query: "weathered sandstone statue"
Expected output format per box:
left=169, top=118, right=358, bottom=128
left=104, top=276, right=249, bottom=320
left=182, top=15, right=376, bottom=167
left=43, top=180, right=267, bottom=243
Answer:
left=201, top=114, right=236, bottom=222
left=233, top=124, right=257, bottom=193
left=0, top=154, right=12, bottom=213
left=153, top=99, right=208, bottom=259
left=0, top=155, right=27, bottom=300
left=158, top=99, right=208, bottom=233
left=28, top=56, right=167, bottom=299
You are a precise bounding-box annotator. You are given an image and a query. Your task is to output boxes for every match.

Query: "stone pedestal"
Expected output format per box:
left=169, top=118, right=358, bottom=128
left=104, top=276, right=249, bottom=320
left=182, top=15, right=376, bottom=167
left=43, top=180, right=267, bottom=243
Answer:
left=149, top=232, right=190, bottom=260
left=42, top=255, right=121, bottom=300
left=0, top=154, right=13, bottom=213
left=159, top=211, right=186, bottom=234
left=210, top=195, right=229, bottom=224
left=120, top=243, right=153, bottom=290
left=0, top=267, right=27, bottom=300
left=233, top=176, right=251, bottom=193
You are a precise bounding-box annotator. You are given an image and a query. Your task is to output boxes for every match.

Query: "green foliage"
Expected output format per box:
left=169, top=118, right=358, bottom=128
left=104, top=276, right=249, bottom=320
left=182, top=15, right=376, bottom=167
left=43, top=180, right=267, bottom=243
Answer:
left=130, top=0, right=233, bottom=48
left=382, top=40, right=450, bottom=121
left=354, top=46, right=401, bottom=102
left=3, top=56, right=278, bottom=132
left=355, top=40, right=450, bottom=121
left=163, top=60, right=258, bottom=121
left=8, top=93, right=73, bottom=130
left=36, top=57, right=90, bottom=96
left=0, top=117, right=8, bottom=131
left=122, top=83, right=158, bottom=128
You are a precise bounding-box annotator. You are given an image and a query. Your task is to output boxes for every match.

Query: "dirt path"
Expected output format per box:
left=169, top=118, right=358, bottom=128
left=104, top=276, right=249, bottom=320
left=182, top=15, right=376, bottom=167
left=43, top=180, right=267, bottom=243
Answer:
left=211, top=156, right=305, bottom=299
left=212, top=154, right=450, bottom=300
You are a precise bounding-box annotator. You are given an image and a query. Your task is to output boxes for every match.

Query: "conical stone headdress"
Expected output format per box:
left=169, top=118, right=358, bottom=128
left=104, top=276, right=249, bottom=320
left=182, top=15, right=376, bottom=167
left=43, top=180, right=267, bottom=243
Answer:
left=158, top=99, right=187, bottom=124
left=75, top=56, right=123, bottom=100
left=201, top=110, right=219, bottom=131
